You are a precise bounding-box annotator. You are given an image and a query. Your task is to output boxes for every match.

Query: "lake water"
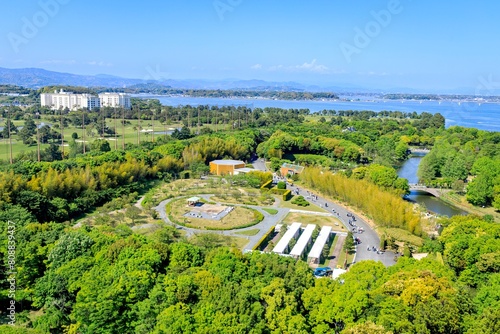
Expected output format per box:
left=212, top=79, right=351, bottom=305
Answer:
left=139, top=94, right=489, bottom=216
left=398, top=154, right=468, bottom=217
left=141, top=95, right=500, bottom=132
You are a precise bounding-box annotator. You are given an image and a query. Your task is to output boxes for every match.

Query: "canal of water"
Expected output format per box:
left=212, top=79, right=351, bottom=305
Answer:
left=398, top=153, right=468, bottom=217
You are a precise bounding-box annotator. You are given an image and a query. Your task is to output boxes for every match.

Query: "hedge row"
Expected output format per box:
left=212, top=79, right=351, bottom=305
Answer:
left=252, top=225, right=277, bottom=251
left=260, top=180, right=273, bottom=190
left=283, top=190, right=292, bottom=201
left=269, top=188, right=288, bottom=195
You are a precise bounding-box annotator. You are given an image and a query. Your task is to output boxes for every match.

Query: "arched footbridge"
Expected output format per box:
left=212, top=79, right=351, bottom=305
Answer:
left=408, top=184, right=442, bottom=197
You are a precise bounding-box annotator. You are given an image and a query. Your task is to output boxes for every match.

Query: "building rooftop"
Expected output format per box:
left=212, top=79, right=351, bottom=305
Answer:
left=281, top=163, right=304, bottom=173
left=272, top=222, right=302, bottom=254
left=235, top=167, right=257, bottom=173
left=211, top=159, right=245, bottom=166
left=290, top=224, right=316, bottom=257
left=308, top=226, right=332, bottom=259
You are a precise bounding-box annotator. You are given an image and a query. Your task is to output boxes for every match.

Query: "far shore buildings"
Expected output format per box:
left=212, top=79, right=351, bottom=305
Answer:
left=40, top=90, right=131, bottom=111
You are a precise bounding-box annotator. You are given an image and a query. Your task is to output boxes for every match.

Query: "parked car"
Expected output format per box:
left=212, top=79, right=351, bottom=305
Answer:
left=314, top=267, right=333, bottom=277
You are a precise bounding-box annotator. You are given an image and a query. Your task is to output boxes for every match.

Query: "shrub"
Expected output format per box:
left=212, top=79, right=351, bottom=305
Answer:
left=291, top=195, right=309, bottom=207
left=277, top=181, right=286, bottom=190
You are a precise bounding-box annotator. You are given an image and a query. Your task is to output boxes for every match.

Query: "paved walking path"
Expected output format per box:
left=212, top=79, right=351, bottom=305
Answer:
left=153, top=195, right=289, bottom=249
left=294, top=187, right=396, bottom=267
left=154, top=188, right=396, bottom=267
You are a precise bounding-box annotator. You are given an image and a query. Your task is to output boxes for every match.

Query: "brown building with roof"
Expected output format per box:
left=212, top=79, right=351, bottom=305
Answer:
left=209, top=160, right=246, bottom=175
left=280, top=163, right=304, bottom=176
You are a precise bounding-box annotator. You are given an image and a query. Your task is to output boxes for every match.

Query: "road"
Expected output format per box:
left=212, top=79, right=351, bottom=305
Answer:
left=294, top=187, right=396, bottom=266
left=154, top=190, right=397, bottom=267
left=153, top=195, right=288, bottom=249
left=250, top=157, right=268, bottom=172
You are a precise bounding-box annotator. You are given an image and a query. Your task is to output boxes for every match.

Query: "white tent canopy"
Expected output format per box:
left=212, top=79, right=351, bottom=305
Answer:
left=272, top=222, right=302, bottom=254
left=308, top=226, right=332, bottom=263
left=290, top=224, right=316, bottom=258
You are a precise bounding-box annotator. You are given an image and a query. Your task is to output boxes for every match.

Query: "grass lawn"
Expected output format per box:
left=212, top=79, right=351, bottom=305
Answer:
left=278, top=195, right=326, bottom=213
left=189, top=233, right=249, bottom=250
left=282, top=212, right=346, bottom=232
left=440, top=191, right=500, bottom=222
left=211, top=189, right=275, bottom=206
left=146, top=179, right=276, bottom=211
left=378, top=227, right=424, bottom=247
left=336, top=249, right=356, bottom=269
left=169, top=198, right=259, bottom=230
left=319, top=234, right=339, bottom=266
left=235, top=228, right=260, bottom=236
left=0, top=138, right=52, bottom=162
left=229, top=236, right=250, bottom=249
left=262, top=208, right=278, bottom=215
left=0, top=117, right=184, bottom=161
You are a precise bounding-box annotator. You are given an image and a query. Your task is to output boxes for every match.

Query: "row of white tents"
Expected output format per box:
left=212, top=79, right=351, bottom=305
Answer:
left=272, top=222, right=333, bottom=263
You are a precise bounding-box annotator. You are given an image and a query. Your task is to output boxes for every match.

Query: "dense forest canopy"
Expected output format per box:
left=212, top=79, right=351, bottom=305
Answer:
left=417, top=126, right=500, bottom=208
left=1, top=214, right=499, bottom=333
left=1, top=90, right=499, bottom=333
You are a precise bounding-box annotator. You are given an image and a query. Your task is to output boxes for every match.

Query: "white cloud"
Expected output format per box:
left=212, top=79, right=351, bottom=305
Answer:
left=40, top=59, right=76, bottom=65
left=88, top=61, right=113, bottom=67
left=267, top=59, right=331, bottom=74
left=358, top=71, right=389, bottom=76
left=250, top=64, right=262, bottom=70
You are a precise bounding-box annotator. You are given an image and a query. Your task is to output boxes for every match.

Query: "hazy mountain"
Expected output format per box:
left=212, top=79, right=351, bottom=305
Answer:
left=0, top=67, right=483, bottom=95
left=0, top=67, right=145, bottom=88
left=0, top=67, right=356, bottom=92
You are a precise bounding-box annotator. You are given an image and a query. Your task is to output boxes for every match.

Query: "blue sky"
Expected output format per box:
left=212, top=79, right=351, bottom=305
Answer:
left=1, top=0, right=500, bottom=92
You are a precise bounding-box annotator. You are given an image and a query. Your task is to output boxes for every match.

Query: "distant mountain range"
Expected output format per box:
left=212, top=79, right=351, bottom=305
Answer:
left=0, top=67, right=492, bottom=95
left=0, top=67, right=382, bottom=93
left=0, top=67, right=144, bottom=88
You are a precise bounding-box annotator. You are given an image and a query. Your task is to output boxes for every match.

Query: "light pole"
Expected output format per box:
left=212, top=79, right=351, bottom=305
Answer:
left=60, top=108, right=64, bottom=158
left=152, top=108, right=155, bottom=143
left=8, top=107, right=13, bottom=164
left=122, top=107, right=125, bottom=150
left=82, top=111, right=86, bottom=154
left=114, top=107, right=117, bottom=150
left=36, top=112, right=40, bottom=162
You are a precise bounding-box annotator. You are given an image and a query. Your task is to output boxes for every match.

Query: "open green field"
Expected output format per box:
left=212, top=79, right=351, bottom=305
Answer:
left=234, top=228, right=260, bottom=236
left=319, top=234, right=339, bottom=266
left=278, top=195, right=327, bottom=213
left=440, top=191, right=500, bottom=222
left=189, top=233, right=249, bottom=249
left=0, top=117, right=184, bottom=161
left=211, top=189, right=275, bottom=207
left=282, top=212, right=346, bottom=232
left=168, top=197, right=260, bottom=230
left=0, top=138, right=52, bottom=162
left=378, top=227, right=424, bottom=247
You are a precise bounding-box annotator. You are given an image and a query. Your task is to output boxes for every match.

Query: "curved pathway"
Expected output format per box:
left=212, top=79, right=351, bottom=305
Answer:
left=294, top=187, right=396, bottom=266
left=154, top=191, right=396, bottom=267
left=153, top=195, right=289, bottom=249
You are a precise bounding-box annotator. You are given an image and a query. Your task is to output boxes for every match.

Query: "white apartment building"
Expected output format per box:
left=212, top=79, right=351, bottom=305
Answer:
left=99, top=93, right=131, bottom=108
left=40, top=90, right=131, bottom=110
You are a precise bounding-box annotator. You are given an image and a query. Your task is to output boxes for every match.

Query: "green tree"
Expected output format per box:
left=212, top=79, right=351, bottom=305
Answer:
left=91, top=139, right=111, bottom=152
left=2, top=119, right=17, bottom=138
left=466, top=175, right=493, bottom=206
left=344, top=232, right=355, bottom=254
left=125, top=205, right=142, bottom=224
